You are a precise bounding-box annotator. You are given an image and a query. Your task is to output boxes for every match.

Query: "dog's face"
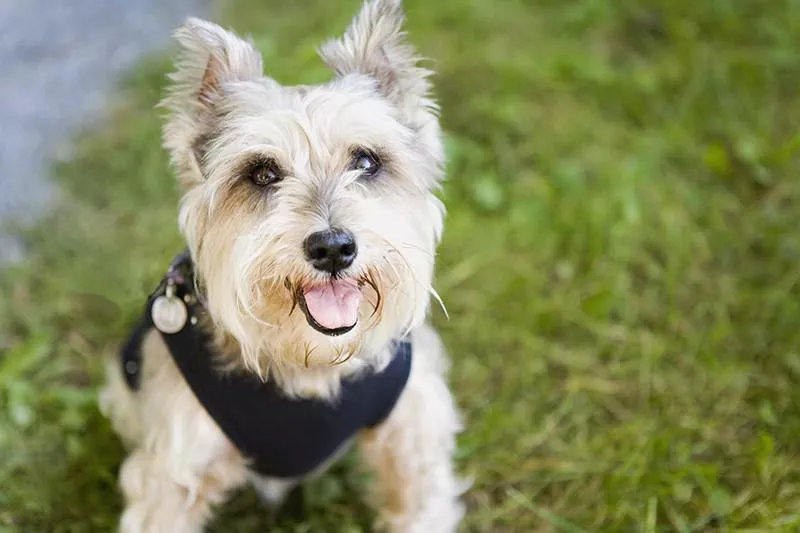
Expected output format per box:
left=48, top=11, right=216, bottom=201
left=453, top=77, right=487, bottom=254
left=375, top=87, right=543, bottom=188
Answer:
left=161, top=0, right=445, bottom=376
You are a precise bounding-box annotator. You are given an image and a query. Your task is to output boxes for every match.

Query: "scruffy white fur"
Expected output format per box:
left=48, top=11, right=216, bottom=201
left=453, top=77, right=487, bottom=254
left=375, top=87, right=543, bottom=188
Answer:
left=100, top=1, right=465, bottom=531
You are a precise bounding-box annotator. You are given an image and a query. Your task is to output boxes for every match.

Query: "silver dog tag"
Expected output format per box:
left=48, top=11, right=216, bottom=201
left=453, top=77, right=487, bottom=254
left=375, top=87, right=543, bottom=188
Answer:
left=151, top=294, right=188, bottom=334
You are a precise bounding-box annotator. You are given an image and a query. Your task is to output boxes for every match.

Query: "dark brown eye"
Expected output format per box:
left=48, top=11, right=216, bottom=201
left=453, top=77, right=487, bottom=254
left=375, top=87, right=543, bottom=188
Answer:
left=248, top=159, right=283, bottom=187
left=350, top=149, right=381, bottom=178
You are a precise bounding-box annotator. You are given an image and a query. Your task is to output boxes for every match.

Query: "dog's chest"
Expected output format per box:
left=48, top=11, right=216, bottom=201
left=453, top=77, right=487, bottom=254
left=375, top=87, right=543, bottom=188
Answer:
left=166, top=334, right=412, bottom=479
left=121, top=314, right=412, bottom=479
left=119, top=250, right=413, bottom=479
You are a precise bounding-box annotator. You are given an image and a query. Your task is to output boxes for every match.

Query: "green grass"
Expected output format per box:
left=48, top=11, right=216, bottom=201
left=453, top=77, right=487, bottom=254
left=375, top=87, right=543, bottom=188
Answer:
left=2, top=0, right=800, bottom=531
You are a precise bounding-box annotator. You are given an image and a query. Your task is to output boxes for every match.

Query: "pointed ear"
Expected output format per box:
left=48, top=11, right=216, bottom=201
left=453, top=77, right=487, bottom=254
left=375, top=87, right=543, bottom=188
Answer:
left=165, top=17, right=264, bottom=113
left=161, top=18, right=265, bottom=184
left=319, top=0, right=436, bottom=121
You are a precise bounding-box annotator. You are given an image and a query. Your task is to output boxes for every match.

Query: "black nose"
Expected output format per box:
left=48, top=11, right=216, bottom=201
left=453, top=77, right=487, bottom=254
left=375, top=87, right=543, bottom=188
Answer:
left=304, top=229, right=357, bottom=274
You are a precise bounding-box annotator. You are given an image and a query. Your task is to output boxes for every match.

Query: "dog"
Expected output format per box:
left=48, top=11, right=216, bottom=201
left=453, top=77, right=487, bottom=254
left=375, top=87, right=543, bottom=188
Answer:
left=99, top=1, right=465, bottom=531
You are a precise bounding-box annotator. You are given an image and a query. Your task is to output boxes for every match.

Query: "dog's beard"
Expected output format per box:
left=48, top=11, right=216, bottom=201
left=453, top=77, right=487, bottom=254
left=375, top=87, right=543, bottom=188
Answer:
left=194, top=237, right=428, bottom=382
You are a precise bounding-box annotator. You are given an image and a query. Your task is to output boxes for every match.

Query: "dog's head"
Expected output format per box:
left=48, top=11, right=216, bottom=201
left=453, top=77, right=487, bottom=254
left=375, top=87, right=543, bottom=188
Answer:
left=161, top=0, right=445, bottom=382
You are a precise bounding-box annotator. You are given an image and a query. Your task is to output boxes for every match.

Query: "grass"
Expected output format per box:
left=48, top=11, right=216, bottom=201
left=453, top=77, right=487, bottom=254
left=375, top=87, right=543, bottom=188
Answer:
left=1, top=0, right=800, bottom=531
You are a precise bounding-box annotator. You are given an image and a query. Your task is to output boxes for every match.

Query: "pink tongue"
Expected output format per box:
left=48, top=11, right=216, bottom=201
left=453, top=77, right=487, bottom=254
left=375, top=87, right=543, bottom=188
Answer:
left=303, top=280, right=362, bottom=330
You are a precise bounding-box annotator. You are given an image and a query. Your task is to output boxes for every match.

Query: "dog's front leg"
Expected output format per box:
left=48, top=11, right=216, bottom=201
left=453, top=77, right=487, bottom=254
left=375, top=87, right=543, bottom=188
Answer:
left=118, top=444, right=246, bottom=533
left=358, top=325, right=466, bottom=533
left=110, top=331, right=249, bottom=533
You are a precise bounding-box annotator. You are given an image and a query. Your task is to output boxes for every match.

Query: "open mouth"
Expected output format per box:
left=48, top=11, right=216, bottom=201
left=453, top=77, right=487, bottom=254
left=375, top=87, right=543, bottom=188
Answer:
left=294, top=278, right=363, bottom=336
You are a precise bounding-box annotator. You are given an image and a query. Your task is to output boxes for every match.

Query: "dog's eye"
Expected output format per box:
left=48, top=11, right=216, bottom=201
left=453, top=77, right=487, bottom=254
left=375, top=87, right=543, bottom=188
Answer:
left=248, top=159, right=283, bottom=187
left=247, top=159, right=283, bottom=187
left=249, top=160, right=283, bottom=186
left=350, top=149, right=381, bottom=178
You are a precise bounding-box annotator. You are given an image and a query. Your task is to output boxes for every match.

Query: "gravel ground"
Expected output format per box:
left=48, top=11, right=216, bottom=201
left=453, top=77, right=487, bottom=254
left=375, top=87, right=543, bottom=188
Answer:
left=0, top=0, right=211, bottom=262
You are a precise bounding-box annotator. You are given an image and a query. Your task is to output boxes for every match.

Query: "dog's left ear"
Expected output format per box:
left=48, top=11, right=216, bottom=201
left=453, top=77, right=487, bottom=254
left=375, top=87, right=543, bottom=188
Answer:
left=319, top=0, right=436, bottom=124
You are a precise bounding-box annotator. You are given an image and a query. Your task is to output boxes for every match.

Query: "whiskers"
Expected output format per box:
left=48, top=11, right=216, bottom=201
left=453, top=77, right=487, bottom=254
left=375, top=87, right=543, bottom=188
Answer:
left=235, top=262, right=286, bottom=329
left=429, top=286, right=449, bottom=319
left=397, top=240, right=435, bottom=258
left=375, top=235, right=425, bottom=317
left=360, top=267, right=384, bottom=320
left=285, top=277, right=300, bottom=316
left=303, top=342, right=319, bottom=368
left=393, top=240, right=449, bottom=319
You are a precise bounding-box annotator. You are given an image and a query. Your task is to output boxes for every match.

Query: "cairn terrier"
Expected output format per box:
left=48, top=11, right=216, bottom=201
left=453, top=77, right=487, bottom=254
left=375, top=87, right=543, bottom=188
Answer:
left=100, top=1, right=465, bottom=531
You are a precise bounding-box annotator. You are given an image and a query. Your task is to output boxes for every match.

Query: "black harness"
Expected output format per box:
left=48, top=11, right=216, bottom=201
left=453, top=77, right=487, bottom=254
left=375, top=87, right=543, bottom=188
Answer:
left=120, top=251, right=412, bottom=479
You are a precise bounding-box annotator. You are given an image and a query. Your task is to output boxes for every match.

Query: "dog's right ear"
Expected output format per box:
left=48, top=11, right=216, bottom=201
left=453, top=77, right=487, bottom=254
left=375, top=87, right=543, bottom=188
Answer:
left=161, top=18, right=265, bottom=185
